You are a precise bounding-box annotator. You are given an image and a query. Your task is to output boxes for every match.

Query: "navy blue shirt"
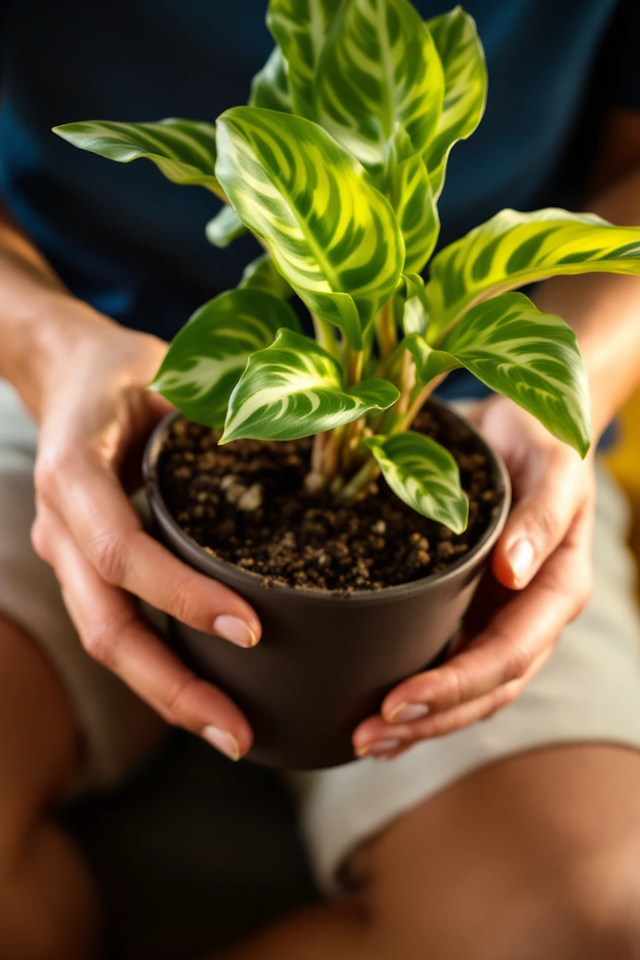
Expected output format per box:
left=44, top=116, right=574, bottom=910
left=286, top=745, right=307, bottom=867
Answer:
left=0, top=1, right=639, bottom=341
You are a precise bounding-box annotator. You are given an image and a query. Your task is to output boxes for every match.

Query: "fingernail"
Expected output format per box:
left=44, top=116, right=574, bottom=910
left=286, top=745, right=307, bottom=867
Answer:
left=388, top=702, right=430, bottom=723
left=202, top=725, right=241, bottom=760
left=356, top=738, right=402, bottom=758
left=213, top=615, right=258, bottom=648
left=508, top=539, right=535, bottom=584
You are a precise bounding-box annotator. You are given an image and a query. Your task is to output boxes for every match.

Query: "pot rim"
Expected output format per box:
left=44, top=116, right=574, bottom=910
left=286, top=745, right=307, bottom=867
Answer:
left=143, top=398, right=512, bottom=606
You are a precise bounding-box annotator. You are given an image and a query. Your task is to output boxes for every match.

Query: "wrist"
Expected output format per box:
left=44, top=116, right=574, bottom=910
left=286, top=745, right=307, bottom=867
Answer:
left=6, top=289, right=117, bottom=418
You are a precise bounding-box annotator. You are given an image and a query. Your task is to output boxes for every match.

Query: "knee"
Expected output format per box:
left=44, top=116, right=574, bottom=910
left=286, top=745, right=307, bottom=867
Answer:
left=491, top=857, right=640, bottom=960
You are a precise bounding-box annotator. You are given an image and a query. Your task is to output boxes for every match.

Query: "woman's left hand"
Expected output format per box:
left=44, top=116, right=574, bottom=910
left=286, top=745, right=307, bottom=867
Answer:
left=352, top=394, right=596, bottom=761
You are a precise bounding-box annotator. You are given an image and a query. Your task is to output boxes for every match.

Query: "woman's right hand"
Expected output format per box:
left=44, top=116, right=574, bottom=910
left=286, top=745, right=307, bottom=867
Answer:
left=29, top=294, right=260, bottom=760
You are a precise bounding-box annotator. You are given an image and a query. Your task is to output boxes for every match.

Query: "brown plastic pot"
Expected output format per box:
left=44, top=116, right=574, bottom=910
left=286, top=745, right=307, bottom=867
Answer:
left=143, top=400, right=511, bottom=770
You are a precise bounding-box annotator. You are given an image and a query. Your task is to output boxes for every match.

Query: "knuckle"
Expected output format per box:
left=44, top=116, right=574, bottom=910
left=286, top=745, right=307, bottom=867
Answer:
left=534, top=503, right=561, bottom=543
left=90, top=532, right=128, bottom=585
left=34, top=446, right=75, bottom=501
left=438, top=664, right=466, bottom=707
left=167, top=574, right=202, bottom=626
left=30, top=517, right=50, bottom=563
left=164, top=673, right=200, bottom=727
left=502, top=638, right=530, bottom=682
left=81, top=620, right=114, bottom=667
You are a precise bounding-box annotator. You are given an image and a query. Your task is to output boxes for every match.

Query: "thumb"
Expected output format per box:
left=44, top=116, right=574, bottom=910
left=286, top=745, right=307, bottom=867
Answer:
left=492, top=453, right=587, bottom=591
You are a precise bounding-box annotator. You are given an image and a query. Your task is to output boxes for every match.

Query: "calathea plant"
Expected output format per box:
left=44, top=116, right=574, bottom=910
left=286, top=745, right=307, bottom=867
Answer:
left=54, top=0, right=640, bottom=536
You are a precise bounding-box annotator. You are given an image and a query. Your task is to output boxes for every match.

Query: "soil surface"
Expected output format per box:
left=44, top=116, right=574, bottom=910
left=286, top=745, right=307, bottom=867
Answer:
left=157, top=406, right=503, bottom=592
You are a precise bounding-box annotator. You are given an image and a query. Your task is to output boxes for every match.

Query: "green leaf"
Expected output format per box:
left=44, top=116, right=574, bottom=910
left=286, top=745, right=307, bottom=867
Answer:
left=249, top=47, right=292, bottom=113
left=405, top=334, right=461, bottom=383
left=53, top=118, right=223, bottom=198
left=384, top=125, right=439, bottom=273
left=394, top=273, right=430, bottom=336
left=362, top=432, right=468, bottom=532
left=414, top=292, right=592, bottom=457
left=205, top=205, right=248, bottom=248
left=239, top=253, right=294, bottom=300
left=221, top=328, right=400, bottom=443
left=215, top=107, right=404, bottom=348
left=425, top=7, right=487, bottom=199
left=425, top=208, right=640, bottom=338
left=315, top=0, right=444, bottom=170
left=149, top=289, right=300, bottom=428
left=267, top=0, right=342, bottom=118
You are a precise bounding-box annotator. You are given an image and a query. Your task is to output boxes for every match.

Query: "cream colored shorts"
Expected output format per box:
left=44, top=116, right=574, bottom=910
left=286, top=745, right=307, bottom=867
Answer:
left=1, top=379, right=640, bottom=892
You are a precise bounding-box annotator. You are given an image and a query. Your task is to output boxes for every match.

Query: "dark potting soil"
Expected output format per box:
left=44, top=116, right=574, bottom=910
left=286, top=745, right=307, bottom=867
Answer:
left=156, top=406, right=503, bottom=592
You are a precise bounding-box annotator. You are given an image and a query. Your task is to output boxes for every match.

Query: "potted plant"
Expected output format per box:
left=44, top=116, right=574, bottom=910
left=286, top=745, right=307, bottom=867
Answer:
left=54, top=0, right=640, bottom=769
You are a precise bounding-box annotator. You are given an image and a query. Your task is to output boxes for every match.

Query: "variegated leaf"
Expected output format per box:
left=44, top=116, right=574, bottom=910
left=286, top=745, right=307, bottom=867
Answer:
left=215, top=107, right=404, bottom=348
left=425, top=7, right=487, bottom=199
left=267, top=0, right=342, bottom=118
left=397, top=273, right=430, bottom=336
left=362, top=432, right=468, bottom=531
left=315, top=0, right=444, bottom=169
left=384, top=124, right=439, bottom=273
left=53, top=119, right=223, bottom=198
left=239, top=253, right=294, bottom=299
left=425, top=208, right=640, bottom=338
left=149, top=289, right=300, bottom=427
left=221, top=328, right=399, bottom=443
left=405, top=333, right=461, bottom=383
left=413, top=292, right=592, bottom=457
left=249, top=46, right=292, bottom=113
left=205, top=205, right=248, bottom=248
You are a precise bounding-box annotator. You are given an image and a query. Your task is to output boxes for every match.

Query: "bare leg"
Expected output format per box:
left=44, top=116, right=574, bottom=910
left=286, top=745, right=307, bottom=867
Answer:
left=217, top=744, right=640, bottom=960
left=0, top=615, right=99, bottom=959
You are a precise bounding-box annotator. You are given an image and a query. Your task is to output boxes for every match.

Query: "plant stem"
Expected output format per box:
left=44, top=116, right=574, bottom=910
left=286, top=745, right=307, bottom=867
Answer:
left=338, top=455, right=380, bottom=503
left=374, top=300, right=397, bottom=360
left=340, top=417, right=366, bottom=473
left=312, top=312, right=340, bottom=361
left=398, top=373, right=447, bottom=432
left=323, top=425, right=346, bottom=476
left=344, top=342, right=363, bottom=386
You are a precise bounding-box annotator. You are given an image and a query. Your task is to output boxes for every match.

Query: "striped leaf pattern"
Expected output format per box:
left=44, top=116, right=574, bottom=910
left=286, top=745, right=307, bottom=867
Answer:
left=425, top=208, right=640, bottom=337
left=205, top=205, right=248, bottom=248
left=222, top=329, right=400, bottom=442
left=267, top=0, right=342, bottom=118
left=384, top=124, right=439, bottom=273
left=315, top=0, right=444, bottom=169
left=53, top=119, right=223, bottom=198
left=239, top=253, right=294, bottom=299
left=215, top=107, right=404, bottom=348
left=416, top=292, right=592, bottom=456
left=149, top=289, right=300, bottom=428
left=363, top=432, right=468, bottom=532
left=250, top=47, right=293, bottom=113
left=425, top=7, right=487, bottom=199
left=394, top=273, right=430, bottom=336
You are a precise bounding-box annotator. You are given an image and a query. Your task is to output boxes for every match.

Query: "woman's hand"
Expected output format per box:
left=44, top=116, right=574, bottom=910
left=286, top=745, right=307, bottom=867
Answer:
left=30, top=297, right=260, bottom=760
left=352, top=395, right=596, bottom=761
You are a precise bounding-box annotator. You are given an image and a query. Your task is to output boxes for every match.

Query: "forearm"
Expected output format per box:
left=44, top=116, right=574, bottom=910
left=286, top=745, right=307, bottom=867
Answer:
left=534, top=165, right=640, bottom=440
left=0, top=203, right=110, bottom=416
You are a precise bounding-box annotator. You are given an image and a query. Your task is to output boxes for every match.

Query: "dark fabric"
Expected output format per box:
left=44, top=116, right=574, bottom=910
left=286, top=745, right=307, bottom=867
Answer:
left=0, top=1, right=638, bottom=340
left=63, top=731, right=317, bottom=960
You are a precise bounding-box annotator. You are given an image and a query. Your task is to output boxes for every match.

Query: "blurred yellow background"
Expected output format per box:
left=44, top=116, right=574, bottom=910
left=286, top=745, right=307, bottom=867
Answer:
left=604, top=391, right=640, bottom=581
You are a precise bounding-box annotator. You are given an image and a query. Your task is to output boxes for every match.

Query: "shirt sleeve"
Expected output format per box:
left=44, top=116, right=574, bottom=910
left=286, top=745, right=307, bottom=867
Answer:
left=601, top=0, right=640, bottom=111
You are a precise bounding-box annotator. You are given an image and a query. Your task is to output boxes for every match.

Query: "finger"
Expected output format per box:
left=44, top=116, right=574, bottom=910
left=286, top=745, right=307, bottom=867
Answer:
left=354, top=646, right=553, bottom=757
left=378, top=505, right=593, bottom=724
left=38, top=449, right=261, bottom=647
left=41, top=507, right=253, bottom=758
left=492, top=451, right=590, bottom=590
